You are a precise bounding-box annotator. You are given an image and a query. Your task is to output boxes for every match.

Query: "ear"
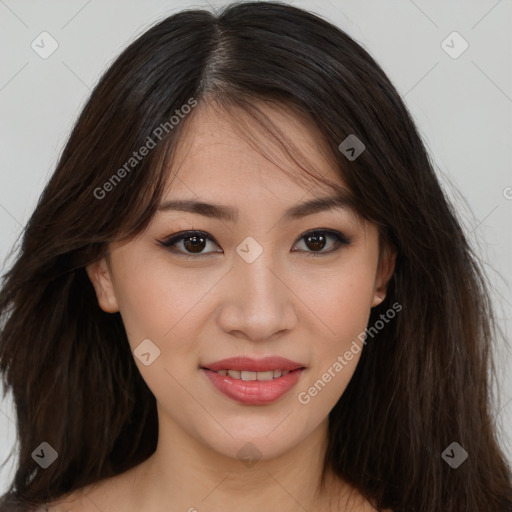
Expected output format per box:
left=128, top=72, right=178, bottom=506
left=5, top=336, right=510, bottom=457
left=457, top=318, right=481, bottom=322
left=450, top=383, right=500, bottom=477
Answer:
left=371, top=245, right=397, bottom=308
left=86, top=256, right=119, bottom=313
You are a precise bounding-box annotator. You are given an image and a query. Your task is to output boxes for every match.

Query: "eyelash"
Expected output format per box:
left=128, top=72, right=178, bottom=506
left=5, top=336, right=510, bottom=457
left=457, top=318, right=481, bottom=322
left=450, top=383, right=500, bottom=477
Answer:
left=158, top=229, right=351, bottom=259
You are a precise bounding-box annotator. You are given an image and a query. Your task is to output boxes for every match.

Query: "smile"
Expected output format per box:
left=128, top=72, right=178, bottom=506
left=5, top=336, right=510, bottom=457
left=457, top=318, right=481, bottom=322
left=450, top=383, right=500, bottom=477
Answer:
left=201, top=366, right=305, bottom=405
left=213, top=369, right=291, bottom=380
left=200, top=356, right=306, bottom=405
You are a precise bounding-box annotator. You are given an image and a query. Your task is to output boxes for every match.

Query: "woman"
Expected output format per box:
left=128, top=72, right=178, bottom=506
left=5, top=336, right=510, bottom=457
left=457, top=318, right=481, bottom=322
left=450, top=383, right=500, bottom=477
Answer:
left=0, top=2, right=511, bottom=511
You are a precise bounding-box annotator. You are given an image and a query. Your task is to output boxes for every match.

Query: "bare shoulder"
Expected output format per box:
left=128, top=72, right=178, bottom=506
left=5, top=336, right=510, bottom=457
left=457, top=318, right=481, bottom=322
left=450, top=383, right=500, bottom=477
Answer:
left=46, top=457, right=156, bottom=512
left=365, top=498, right=393, bottom=512
left=361, top=500, right=393, bottom=512
left=44, top=467, right=139, bottom=512
left=336, top=485, right=393, bottom=512
left=360, top=500, right=393, bottom=512
left=44, top=488, right=89, bottom=512
left=328, top=476, right=393, bottom=512
left=44, top=478, right=116, bottom=512
left=349, top=488, right=394, bottom=512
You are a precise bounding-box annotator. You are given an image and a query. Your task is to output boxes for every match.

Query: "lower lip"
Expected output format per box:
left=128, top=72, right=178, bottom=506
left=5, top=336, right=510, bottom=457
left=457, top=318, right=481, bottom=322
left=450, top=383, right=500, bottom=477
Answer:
left=201, top=368, right=305, bottom=405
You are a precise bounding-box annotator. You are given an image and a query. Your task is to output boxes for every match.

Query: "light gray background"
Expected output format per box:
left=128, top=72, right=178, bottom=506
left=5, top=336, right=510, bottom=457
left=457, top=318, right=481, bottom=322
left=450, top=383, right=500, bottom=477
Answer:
left=1, top=0, right=511, bottom=495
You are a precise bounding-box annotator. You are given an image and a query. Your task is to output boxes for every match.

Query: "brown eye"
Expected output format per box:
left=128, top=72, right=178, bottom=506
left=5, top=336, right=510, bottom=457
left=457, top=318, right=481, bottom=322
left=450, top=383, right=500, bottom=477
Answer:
left=159, top=231, right=221, bottom=257
left=182, top=235, right=207, bottom=253
left=159, top=228, right=351, bottom=259
left=292, top=229, right=351, bottom=256
left=304, top=232, right=328, bottom=251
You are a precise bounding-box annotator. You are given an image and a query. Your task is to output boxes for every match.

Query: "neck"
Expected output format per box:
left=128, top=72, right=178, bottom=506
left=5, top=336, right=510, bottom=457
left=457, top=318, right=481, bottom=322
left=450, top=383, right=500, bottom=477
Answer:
left=127, top=412, right=348, bottom=512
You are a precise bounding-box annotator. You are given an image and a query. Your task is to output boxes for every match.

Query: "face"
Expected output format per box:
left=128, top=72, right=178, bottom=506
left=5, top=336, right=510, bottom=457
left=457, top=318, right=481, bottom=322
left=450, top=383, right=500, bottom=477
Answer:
left=87, top=101, right=395, bottom=463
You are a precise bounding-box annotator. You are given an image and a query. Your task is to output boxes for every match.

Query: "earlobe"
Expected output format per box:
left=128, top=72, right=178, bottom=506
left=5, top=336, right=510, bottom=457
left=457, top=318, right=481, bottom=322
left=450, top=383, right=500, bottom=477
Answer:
left=372, top=247, right=397, bottom=307
left=85, top=257, right=119, bottom=313
left=372, top=294, right=386, bottom=307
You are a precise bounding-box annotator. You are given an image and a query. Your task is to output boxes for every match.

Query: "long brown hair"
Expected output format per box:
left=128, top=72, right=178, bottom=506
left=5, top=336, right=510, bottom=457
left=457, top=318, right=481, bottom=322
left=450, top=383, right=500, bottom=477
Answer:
left=1, top=2, right=511, bottom=511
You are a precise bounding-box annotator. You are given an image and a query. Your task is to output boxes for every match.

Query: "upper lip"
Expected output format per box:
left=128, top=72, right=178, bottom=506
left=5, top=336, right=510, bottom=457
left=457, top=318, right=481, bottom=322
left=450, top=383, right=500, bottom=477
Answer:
left=201, top=356, right=305, bottom=372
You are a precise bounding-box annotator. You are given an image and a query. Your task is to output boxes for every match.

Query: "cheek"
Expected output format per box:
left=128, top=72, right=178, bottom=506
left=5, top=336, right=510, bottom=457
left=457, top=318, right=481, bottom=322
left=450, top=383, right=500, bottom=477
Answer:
left=113, top=263, right=170, bottom=343
left=308, top=256, right=376, bottom=345
left=111, top=255, right=210, bottom=402
left=112, top=249, right=205, bottom=339
left=111, top=252, right=223, bottom=379
left=300, top=250, right=377, bottom=404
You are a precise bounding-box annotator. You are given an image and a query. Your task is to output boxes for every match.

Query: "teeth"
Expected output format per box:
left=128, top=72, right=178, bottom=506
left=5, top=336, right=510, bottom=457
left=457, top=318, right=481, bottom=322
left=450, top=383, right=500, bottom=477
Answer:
left=256, top=371, right=274, bottom=381
left=216, top=369, right=294, bottom=380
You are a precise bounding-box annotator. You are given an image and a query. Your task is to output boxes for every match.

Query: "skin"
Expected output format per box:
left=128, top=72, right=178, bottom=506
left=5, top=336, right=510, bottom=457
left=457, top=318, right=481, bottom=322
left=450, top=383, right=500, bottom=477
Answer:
left=50, top=101, right=395, bottom=512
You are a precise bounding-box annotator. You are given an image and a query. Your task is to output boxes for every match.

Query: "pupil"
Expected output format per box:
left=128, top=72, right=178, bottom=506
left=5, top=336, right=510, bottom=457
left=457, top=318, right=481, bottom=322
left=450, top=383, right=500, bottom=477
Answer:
left=185, top=236, right=205, bottom=253
left=307, top=233, right=326, bottom=251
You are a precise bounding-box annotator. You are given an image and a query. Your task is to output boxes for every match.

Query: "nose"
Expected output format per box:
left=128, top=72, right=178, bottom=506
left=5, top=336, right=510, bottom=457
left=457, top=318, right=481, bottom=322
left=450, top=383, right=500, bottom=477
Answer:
left=216, top=247, right=298, bottom=342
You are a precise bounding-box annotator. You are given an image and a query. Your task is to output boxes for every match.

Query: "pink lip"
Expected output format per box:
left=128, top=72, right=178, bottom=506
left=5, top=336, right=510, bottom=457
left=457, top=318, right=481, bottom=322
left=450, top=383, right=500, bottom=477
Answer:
left=202, top=367, right=305, bottom=405
left=200, top=356, right=306, bottom=405
left=201, top=356, right=305, bottom=372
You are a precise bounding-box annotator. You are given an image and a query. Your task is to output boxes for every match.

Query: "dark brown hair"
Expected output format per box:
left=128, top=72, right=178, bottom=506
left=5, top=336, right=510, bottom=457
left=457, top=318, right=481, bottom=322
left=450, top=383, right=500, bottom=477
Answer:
left=1, top=2, right=511, bottom=511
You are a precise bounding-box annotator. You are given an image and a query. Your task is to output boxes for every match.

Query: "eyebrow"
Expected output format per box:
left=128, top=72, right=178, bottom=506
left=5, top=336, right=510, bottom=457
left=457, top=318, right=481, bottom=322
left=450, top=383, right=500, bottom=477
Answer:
left=157, top=193, right=353, bottom=223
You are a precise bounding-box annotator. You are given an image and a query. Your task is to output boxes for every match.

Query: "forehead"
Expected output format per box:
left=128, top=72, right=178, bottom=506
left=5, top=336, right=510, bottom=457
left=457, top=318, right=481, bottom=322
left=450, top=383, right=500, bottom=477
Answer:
left=163, top=99, right=346, bottom=203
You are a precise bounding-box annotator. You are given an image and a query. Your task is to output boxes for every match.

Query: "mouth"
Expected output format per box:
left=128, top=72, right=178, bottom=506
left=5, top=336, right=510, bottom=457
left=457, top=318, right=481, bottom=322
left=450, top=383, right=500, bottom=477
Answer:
left=200, top=356, right=306, bottom=405
left=201, top=355, right=305, bottom=373
left=204, top=368, right=297, bottom=380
